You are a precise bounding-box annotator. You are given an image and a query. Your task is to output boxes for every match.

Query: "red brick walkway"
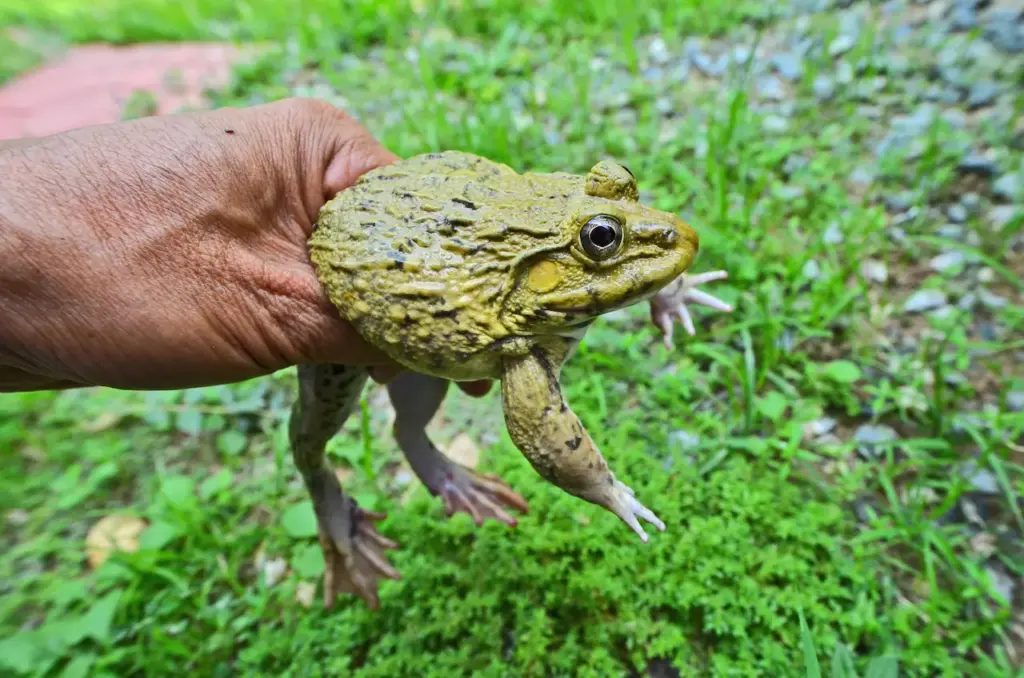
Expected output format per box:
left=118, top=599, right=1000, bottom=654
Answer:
left=0, top=43, right=242, bottom=140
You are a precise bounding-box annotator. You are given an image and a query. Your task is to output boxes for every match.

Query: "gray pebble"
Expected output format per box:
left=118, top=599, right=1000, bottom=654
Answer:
left=813, top=75, right=836, bottom=100
left=771, top=52, right=804, bottom=81
left=803, top=417, right=837, bottom=438
left=993, top=172, right=1022, bottom=201
left=762, top=114, right=790, bottom=133
left=903, top=289, right=948, bottom=312
left=960, top=192, right=982, bottom=215
left=849, top=165, right=876, bottom=187
left=860, top=260, right=888, bottom=283
left=669, top=430, right=701, bottom=450
left=929, top=84, right=964, bottom=104
left=1007, top=392, right=1024, bottom=412
left=937, top=224, right=965, bottom=239
left=757, top=75, right=787, bottom=101
left=775, top=184, right=806, bottom=201
left=836, top=61, right=855, bottom=84
left=802, top=259, right=822, bottom=279
left=929, top=250, right=966, bottom=271
left=732, top=46, right=752, bottom=65
left=988, top=205, right=1021, bottom=230
left=958, top=154, right=999, bottom=178
left=829, top=34, right=857, bottom=57
left=854, top=424, right=899, bottom=458
left=690, top=50, right=729, bottom=77
left=961, top=460, right=998, bottom=493
left=948, top=2, right=978, bottom=32
left=985, top=565, right=1016, bottom=605
left=823, top=222, right=844, bottom=245
left=984, top=12, right=1024, bottom=53
left=966, top=81, right=1000, bottom=109
left=978, top=289, right=1009, bottom=309
left=946, top=203, right=968, bottom=223
left=958, top=292, right=978, bottom=310
left=648, top=37, right=670, bottom=65
left=885, top=191, right=915, bottom=212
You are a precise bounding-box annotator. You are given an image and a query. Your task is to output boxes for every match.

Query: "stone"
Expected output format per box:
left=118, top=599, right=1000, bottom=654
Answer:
left=823, top=221, right=844, bottom=245
left=854, top=424, right=899, bottom=458
left=771, top=52, right=804, bottom=81
left=813, top=74, right=836, bottom=100
left=966, top=81, right=1000, bottom=109
left=993, top=172, right=1022, bottom=201
left=929, top=250, right=966, bottom=271
left=903, top=289, right=948, bottom=312
left=860, top=260, right=888, bottom=283
left=946, top=203, right=968, bottom=223
left=648, top=37, right=670, bottom=65
left=757, top=75, right=786, bottom=101
left=988, top=205, right=1020, bottom=230
left=829, top=34, right=857, bottom=57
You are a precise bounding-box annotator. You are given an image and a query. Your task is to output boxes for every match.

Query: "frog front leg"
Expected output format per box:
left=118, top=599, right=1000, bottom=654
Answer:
left=388, top=371, right=528, bottom=526
left=649, top=270, right=733, bottom=349
left=501, top=344, right=665, bottom=542
left=289, top=364, right=401, bottom=610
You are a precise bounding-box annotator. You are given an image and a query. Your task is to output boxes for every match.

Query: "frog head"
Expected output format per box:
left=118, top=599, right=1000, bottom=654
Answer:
left=501, top=160, right=698, bottom=333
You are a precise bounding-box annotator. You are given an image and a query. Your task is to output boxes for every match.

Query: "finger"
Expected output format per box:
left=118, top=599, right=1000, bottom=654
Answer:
left=685, top=288, right=733, bottom=312
left=677, top=303, right=696, bottom=336
left=684, top=270, right=729, bottom=286
left=311, top=101, right=401, bottom=200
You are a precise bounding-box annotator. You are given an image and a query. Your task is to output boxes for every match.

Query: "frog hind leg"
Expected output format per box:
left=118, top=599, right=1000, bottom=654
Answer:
left=649, top=270, right=733, bottom=349
left=289, top=364, right=401, bottom=610
left=501, top=343, right=666, bottom=542
left=388, top=371, right=528, bottom=526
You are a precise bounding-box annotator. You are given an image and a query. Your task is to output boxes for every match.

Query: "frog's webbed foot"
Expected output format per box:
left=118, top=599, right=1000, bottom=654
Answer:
left=597, top=479, right=667, bottom=543
left=650, top=270, right=733, bottom=349
left=313, top=486, right=401, bottom=610
left=290, top=364, right=400, bottom=610
left=438, top=467, right=529, bottom=527
left=388, top=372, right=529, bottom=528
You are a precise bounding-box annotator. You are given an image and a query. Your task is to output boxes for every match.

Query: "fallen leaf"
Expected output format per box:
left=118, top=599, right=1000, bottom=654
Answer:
left=295, top=581, right=317, bottom=608
left=445, top=433, right=480, bottom=469
left=85, top=514, right=147, bottom=568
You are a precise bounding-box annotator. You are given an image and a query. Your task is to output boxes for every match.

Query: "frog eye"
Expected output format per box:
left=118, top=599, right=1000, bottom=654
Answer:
left=579, top=215, right=623, bottom=260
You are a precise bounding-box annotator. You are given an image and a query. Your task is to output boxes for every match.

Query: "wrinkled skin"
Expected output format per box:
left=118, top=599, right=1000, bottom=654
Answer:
left=0, top=97, right=491, bottom=397
left=291, top=151, right=733, bottom=609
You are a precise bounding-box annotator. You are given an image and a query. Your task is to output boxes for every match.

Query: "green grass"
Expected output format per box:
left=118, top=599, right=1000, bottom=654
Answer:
left=2, top=1, right=1023, bottom=677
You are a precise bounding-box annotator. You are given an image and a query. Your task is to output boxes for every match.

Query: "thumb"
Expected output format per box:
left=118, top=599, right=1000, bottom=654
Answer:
left=309, top=103, right=400, bottom=201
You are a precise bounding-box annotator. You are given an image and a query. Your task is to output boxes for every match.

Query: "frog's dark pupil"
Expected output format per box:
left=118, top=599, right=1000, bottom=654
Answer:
left=590, top=224, right=616, bottom=248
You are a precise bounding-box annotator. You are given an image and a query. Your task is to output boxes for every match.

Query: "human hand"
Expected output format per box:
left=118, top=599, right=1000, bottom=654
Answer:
left=0, top=98, right=491, bottom=397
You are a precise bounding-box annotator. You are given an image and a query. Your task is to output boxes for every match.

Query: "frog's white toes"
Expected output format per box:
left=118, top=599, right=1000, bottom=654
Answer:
left=606, top=481, right=665, bottom=543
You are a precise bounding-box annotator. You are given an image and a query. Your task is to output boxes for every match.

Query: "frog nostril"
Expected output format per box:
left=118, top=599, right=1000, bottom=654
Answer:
left=663, top=228, right=679, bottom=247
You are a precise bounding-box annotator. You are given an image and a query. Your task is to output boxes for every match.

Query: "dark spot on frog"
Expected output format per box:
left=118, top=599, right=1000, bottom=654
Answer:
left=452, top=197, right=478, bottom=210
left=566, top=436, right=582, bottom=450
left=432, top=308, right=458, bottom=319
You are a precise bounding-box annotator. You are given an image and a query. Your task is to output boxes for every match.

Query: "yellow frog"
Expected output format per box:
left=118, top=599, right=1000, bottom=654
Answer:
left=290, top=151, right=731, bottom=608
